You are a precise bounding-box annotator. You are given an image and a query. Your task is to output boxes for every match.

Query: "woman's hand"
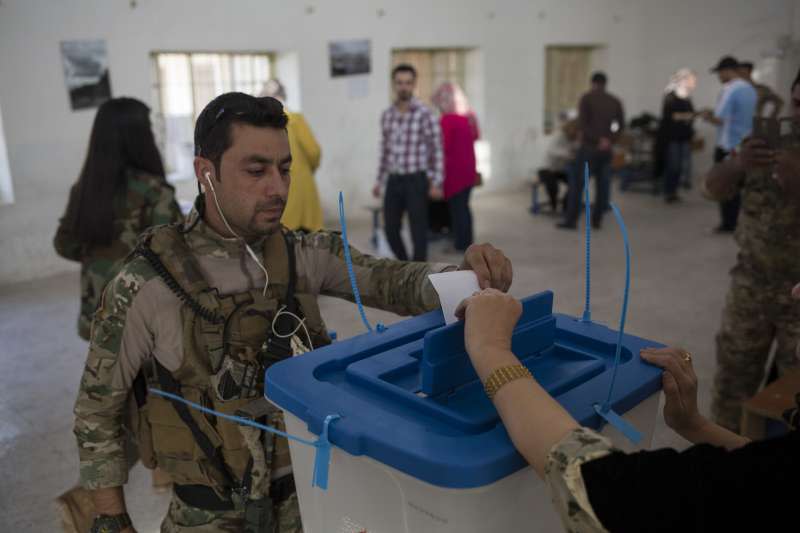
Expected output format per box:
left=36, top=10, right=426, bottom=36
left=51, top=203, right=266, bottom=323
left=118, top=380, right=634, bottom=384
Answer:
left=640, top=347, right=705, bottom=435
left=455, top=289, right=521, bottom=364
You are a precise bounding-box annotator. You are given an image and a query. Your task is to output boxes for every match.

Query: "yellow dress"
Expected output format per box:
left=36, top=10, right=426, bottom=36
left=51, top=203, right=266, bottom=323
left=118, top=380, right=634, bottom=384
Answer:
left=281, top=112, right=324, bottom=231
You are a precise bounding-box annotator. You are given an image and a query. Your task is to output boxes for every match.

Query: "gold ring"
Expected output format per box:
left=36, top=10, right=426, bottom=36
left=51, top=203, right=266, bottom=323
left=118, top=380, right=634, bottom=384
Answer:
left=680, top=350, right=692, bottom=363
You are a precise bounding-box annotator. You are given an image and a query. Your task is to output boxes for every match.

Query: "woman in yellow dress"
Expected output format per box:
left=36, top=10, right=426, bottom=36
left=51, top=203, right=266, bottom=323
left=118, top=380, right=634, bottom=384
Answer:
left=261, top=79, right=324, bottom=231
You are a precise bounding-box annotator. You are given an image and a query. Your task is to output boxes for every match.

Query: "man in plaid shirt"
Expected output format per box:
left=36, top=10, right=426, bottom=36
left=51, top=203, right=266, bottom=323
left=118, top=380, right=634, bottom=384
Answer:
left=373, top=63, right=443, bottom=261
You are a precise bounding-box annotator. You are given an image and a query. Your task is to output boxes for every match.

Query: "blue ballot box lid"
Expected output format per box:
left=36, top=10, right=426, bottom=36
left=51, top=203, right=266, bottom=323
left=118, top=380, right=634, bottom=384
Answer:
left=265, top=291, right=662, bottom=489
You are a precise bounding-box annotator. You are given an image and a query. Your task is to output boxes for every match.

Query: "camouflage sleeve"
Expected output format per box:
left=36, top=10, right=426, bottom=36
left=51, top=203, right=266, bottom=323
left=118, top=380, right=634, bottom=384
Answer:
left=73, top=257, right=157, bottom=489
left=147, top=179, right=183, bottom=226
left=294, top=231, right=456, bottom=316
left=544, top=427, right=616, bottom=533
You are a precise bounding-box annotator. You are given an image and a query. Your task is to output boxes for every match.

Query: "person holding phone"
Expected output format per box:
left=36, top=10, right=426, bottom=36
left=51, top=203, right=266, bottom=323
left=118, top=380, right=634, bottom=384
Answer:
left=703, top=68, right=800, bottom=434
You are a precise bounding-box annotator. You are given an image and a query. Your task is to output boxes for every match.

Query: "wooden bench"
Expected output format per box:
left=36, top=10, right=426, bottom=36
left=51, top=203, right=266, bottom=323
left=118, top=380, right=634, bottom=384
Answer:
left=740, top=368, right=800, bottom=439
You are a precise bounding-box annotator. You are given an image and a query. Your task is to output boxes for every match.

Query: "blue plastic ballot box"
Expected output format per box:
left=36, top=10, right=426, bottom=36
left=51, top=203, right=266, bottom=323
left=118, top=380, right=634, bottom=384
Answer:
left=265, top=291, right=663, bottom=532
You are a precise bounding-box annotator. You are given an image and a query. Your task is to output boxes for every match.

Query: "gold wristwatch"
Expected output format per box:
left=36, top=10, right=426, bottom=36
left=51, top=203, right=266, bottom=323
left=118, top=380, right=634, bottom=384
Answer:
left=483, top=364, right=533, bottom=400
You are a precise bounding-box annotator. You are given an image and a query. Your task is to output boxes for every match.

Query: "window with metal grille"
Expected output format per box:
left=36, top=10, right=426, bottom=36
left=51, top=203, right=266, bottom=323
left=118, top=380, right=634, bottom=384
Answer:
left=543, top=45, right=604, bottom=134
left=390, top=48, right=469, bottom=106
left=151, top=52, right=273, bottom=182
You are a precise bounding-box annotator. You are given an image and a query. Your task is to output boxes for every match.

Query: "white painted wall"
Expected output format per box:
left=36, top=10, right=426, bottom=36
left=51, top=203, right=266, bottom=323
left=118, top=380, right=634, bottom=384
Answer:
left=0, top=0, right=795, bottom=284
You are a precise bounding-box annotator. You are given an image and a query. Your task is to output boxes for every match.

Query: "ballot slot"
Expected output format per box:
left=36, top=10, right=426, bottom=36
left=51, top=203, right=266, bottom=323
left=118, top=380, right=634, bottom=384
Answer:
left=420, top=291, right=555, bottom=396
left=336, top=292, right=615, bottom=435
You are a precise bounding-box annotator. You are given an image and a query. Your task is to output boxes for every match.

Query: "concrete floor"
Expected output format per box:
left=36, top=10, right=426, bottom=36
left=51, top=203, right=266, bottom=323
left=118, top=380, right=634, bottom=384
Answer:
left=0, top=185, right=737, bottom=532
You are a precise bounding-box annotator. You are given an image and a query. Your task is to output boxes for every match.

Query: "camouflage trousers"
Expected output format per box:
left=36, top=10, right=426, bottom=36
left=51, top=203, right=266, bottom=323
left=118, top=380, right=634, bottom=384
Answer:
left=711, top=262, right=800, bottom=432
left=161, top=491, right=303, bottom=533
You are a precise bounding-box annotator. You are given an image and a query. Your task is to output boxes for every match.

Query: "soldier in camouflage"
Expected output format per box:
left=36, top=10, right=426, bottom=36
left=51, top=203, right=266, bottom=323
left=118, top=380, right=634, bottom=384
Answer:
left=74, top=92, right=513, bottom=533
left=55, top=169, right=182, bottom=340
left=704, top=70, right=800, bottom=432
left=54, top=98, right=183, bottom=340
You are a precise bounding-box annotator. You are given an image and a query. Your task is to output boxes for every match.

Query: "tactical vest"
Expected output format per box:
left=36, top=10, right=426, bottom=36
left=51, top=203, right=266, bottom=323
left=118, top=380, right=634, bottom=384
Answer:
left=130, top=223, right=330, bottom=499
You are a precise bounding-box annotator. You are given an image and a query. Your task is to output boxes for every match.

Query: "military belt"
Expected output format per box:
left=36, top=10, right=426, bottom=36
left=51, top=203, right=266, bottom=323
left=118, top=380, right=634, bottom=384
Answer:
left=174, top=475, right=296, bottom=512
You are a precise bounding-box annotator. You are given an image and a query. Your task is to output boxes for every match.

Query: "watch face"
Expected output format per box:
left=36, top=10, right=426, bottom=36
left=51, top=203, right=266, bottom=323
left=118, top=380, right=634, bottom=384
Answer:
left=91, top=515, right=129, bottom=533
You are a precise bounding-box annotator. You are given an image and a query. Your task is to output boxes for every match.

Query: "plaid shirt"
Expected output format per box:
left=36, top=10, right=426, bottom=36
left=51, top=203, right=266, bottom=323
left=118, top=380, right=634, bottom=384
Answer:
left=377, top=98, right=444, bottom=187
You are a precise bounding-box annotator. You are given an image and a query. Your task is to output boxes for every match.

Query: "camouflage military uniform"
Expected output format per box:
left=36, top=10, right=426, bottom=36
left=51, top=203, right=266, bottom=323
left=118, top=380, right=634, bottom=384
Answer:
left=54, top=168, right=182, bottom=340
left=73, top=211, right=453, bottom=532
left=544, top=428, right=615, bottom=533
left=709, top=163, right=800, bottom=432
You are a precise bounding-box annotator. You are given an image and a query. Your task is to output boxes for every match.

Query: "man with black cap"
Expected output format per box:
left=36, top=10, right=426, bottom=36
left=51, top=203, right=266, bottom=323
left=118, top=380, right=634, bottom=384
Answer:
left=701, top=56, right=757, bottom=233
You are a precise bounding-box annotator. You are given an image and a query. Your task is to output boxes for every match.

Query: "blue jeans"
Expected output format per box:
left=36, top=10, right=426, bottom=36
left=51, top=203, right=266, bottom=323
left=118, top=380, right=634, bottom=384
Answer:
left=564, top=146, right=612, bottom=225
left=664, top=141, right=691, bottom=196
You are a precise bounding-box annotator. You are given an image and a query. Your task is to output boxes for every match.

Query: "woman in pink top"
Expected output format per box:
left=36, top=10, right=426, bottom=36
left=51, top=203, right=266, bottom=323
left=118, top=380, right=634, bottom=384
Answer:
left=432, top=82, right=480, bottom=251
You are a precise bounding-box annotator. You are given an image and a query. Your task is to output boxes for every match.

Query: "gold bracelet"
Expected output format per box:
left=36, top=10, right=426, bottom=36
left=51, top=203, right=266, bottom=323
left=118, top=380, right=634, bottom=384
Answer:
left=483, top=364, right=533, bottom=400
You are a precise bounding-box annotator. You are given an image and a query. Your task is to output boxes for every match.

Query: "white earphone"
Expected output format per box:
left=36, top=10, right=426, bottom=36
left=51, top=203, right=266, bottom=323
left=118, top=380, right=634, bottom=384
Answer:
left=202, top=168, right=271, bottom=297
left=204, top=170, right=216, bottom=192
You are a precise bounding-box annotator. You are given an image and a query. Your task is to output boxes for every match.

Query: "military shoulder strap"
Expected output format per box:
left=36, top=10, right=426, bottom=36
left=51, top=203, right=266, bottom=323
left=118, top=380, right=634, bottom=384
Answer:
left=135, top=225, right=223, bottom=324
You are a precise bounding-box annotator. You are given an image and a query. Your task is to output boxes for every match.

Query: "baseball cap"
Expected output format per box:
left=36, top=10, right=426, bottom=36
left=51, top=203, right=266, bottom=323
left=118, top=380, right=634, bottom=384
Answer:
left=710, top=56, right=739, bottom=73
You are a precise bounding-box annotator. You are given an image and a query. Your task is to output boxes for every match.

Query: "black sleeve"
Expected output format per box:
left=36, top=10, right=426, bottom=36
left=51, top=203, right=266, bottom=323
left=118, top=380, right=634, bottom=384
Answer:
left=580, top=430, right=800, bottom=533
left=660, top=95, right=671, bottom=119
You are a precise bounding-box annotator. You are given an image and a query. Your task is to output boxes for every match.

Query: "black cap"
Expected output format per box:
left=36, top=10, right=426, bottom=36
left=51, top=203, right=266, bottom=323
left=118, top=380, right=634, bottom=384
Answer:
left=710, top=56, right=739, bottom=73
left=739, top=61, right=754, bottom=71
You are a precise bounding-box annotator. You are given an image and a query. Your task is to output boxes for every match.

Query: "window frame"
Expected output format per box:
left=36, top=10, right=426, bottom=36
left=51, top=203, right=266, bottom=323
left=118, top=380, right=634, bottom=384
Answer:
left=149, top=50, right=275, bottom=183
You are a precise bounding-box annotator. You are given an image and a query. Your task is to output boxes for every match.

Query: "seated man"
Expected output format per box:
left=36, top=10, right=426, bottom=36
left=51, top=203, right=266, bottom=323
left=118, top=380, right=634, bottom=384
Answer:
left=75, top=92, right=514, bottom=533
left=538, top=116, right=578, bottom=212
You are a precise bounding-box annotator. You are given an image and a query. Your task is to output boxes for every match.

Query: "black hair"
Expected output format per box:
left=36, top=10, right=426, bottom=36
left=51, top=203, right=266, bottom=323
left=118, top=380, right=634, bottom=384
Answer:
left=739, top=61, right=754, bottom=72
left=591, top=71, right=608, bottom=85
left=793, top=67, right=800, bottom=91
left=392, top=63, right=417, bottom=80
left=63, top=97, right=165, bottom=246
left=194, top=92, right=288, bottom=177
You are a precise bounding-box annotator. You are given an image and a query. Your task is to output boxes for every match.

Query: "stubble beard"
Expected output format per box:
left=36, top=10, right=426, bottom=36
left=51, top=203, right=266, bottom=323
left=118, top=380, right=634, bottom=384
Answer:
left=246, top=199, right=286, bottom=237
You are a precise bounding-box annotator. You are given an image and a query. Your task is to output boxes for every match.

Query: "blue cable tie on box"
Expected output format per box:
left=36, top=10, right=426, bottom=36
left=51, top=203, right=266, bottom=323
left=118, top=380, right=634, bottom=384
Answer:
left=592, top=203, right=642, bottom=444
left=338, top=191, right=386, bottom=333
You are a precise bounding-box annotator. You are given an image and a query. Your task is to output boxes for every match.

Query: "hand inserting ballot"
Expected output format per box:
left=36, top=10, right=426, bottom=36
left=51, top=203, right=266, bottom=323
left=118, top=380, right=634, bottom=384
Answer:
left=458, top=243, right=513, bottom=292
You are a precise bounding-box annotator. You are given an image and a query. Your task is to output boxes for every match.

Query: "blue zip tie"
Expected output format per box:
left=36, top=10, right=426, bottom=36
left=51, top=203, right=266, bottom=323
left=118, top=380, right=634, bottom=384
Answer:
left=338, top=191, right=386, bottom=333
left=149, top=388, right=341, bottom=490
left=593, top=404, right=642, bottom=443
left=582, top=161, right=591, bottom=322
left=592, top=203, right=641, bottom=444
left=312, top=414, right=340, bottom=490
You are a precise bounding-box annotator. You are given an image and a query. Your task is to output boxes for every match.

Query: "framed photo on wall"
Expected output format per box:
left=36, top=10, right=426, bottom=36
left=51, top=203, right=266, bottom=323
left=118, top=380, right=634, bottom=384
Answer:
left=60, top=40, right=112, bottom=110
left=329, top=39, right=371, bottom=77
